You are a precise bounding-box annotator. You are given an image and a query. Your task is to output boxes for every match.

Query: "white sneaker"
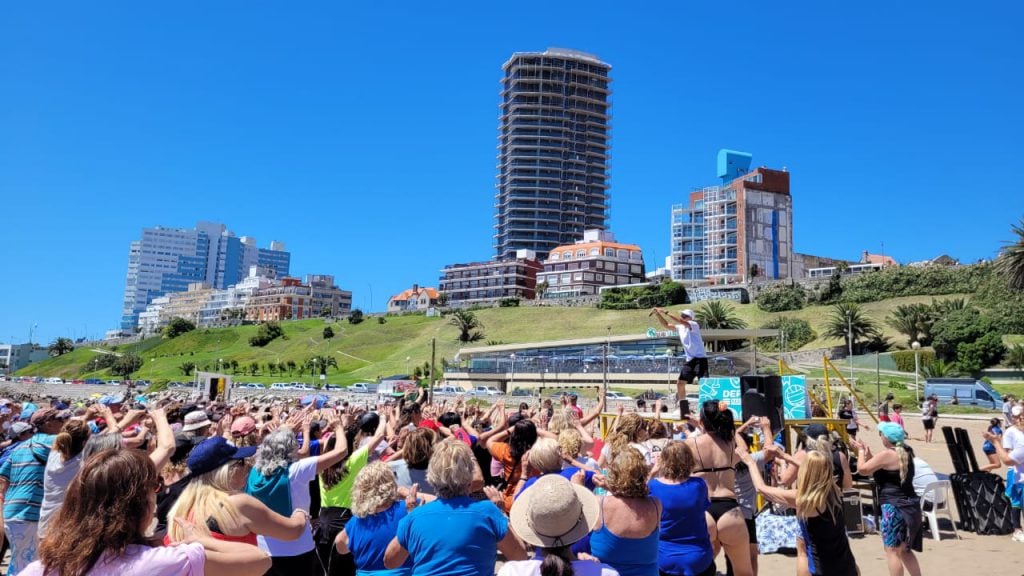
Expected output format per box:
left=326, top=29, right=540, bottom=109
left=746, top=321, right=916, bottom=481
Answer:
left=1012, top=531, right=1024, bottom=543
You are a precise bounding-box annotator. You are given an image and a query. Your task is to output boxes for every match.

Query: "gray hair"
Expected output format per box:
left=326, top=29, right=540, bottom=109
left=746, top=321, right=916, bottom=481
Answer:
left=253, top=428, right=297, bottom=477
left=82, top=432, right=123, bottom=460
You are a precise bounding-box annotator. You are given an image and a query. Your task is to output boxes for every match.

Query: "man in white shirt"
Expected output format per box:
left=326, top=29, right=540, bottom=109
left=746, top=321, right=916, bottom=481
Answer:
left=987, top=405, right=1024, bottom=542
left=653, top=307, right=708, bottom=416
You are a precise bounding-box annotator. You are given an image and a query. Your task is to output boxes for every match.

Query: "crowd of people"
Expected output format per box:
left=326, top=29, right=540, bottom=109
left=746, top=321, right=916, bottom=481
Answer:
left=0, top=379, right=952, bottom=576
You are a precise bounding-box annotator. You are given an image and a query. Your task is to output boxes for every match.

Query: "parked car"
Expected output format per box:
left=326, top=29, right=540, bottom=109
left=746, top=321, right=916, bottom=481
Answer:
left=240, top=383, right=264, bottom=389
left=470, top=386, right=503, bottom=396
left=106, top=380, right=122, bottom=386
left=924, top=378, right=1001, bottom=409
left=434, top=386, right=464, bottom=396
left=270, top=383, right=293, bottom=391
left=323, top=383, right=345, bottom=391
left=84, top=378, right=104, bottom=386
left=347, top=383, right=377, bottom=394
left=634, top=389, right=667, bottom=401
left=606, top=391, right=631, bottom=401
left=134, top=380, right=151, bottom=388
left=45, top=377, right=63, bottom=384
left=71, top=379, right=85, bottom=385
left=509, top=387, right=533, bottom=397
left=293, top=384, right=314, bottom=391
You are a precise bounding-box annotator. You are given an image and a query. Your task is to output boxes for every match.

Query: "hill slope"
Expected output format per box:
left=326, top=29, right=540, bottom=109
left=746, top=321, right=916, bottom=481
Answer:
left=16, top=295, right=971, bottom=384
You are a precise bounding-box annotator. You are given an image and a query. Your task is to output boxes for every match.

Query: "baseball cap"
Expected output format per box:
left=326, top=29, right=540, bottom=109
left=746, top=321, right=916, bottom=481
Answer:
left=30, top=407, right=61, bottom=426
left=230, top=416, right=257, bottom=437
left=187, top=437, right=256, bottom=477
left=680, top=309, right=695, bottom=318
left=1012, top=405, right=1023, bottom=418
left=10, top=422, right=33, bottom=436
left=804, top=423, right=829, bottom=439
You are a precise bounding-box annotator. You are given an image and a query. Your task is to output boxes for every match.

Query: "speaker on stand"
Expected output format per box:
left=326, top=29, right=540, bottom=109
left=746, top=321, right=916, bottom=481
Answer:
left=740, top=375, right=784, bottom=433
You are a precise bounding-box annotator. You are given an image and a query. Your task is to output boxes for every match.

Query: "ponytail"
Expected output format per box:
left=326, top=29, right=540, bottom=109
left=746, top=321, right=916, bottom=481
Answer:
left=701, top=401, right=735, bottom=440
left=54, top=419, right=91, bottom=462
left=895, top=444, right=910, bottom=484
left=540, top=546, right=575, bottom=576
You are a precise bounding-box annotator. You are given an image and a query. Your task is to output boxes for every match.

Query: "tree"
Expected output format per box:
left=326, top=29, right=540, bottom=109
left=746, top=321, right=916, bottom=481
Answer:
left=286, top=360, right=297, bottom=375
left=886, top=303, right=933, bottom=346
left=249, top=361, right=259, bottom=376
left=268, top=363, right=277, bottom=376
left=931, top=307, right=993, bottom=362
left=996, top=217, right=1024, bottom=291
left=755, top=284, right=806, bottom=312
left=694, top=301, right=747, bottom=352
left=348, top=309, right=365, bottom=324
left=47, top=337, right=74, bottom=357
left=249, top=322, right=284, bottom=347
left=448, top=309, right=484, bottom=343
left=1007, top=344, right=1024, bottom=372
left=164, top=317, right=197, bottom=339
left=323, top=326, right=334, bottom=340
left=308, top=355, right=337, bottom=376
left=321, top=305, right=333, bottom=318
left=822, top=302, right=880, bottom=355
left=956, top=332, right=1005, bottom=375
left=179, top=361, right=196, bottom=376
left=922, top=359, right=959, bottom=378
left=757, top=317, right=817, bottom=352
left=112, top=353, right=143, bottom=379
left=229, top=359, right=239, bottom=374
left=536, top=281, right=549, bottom=299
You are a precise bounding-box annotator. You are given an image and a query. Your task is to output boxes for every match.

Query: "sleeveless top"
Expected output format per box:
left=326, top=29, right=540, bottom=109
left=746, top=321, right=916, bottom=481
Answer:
left=346, top=501, right=412, bottom=576
left=647, top=478, right=714, bottom=576
left=798, top=507, right=858, bottom=576
left=589, top=497, right=660, bottom=576
left=873, top=459, right=916, bottom=502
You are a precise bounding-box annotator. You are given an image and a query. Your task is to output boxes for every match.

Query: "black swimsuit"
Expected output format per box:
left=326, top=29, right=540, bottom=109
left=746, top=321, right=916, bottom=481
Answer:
left=694, top=441, right=741, bottom=521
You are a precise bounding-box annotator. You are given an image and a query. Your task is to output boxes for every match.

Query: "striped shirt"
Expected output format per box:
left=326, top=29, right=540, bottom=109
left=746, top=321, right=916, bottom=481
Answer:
left=0, top=433, right=56, bottom=522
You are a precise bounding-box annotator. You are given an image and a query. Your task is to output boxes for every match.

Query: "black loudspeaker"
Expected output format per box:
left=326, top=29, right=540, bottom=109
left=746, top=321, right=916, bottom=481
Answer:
left=740, top=375, right=784, bottom=432
left=842, top=489, right=864, bottom=535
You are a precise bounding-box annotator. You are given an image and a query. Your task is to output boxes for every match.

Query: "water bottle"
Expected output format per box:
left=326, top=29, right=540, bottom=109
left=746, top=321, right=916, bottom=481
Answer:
left=594, top=468, right=609, bottom=496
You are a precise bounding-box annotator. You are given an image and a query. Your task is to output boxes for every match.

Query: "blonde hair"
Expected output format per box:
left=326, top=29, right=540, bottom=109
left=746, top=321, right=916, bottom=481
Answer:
left=167, top=463, right=245, bottom=542
left=795, top=450, right=841, bottom=521
left=528, top=438, right=561, bottom=473
left=558, top=429, right=583, bottom=460
left=606, top=448, right=649, bottom=499
left=657, top=441, right=695, bottom=481
left=896, top=444, right=910, bottom=484
left=547, top=409, right=578, bottom=435
left=351, top=461, right=398, bottom=518
left=607, top=413, right=646, bottom=456
left=426, top=438, right=476, bottom=498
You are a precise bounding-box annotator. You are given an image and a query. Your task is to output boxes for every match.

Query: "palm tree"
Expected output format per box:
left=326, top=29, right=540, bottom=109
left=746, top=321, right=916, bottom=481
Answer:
left=922, top=359, right=959, bottom=378
left=886, top=303, right=932, bottom=346
left=996, top=218, right=1024, bottom=291
left=448, top=309, right=485, bottom=343
left=695, top=301, right=747, bottom=352
left=823, top=302, right=881, bottom=355
left=1007, top=343, right=1024, bottom=372
left=47, top=337, right=75, bottom=357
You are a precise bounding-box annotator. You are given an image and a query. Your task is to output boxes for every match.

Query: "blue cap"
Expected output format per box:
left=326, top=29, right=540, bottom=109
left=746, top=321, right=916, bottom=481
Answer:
left=878, top=422, right=906, bottom=445
left=187, top=436, right=256, bottom=477
left=20, top=402, right=38, bottom=422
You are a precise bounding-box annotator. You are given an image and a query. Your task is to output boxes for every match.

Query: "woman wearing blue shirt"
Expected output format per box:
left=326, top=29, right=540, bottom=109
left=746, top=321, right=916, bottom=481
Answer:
left=384, top=438, right=527, bottom=576
left=335, top=461, right=415, bottom=576
left=648, top=441, right=715, bottom=576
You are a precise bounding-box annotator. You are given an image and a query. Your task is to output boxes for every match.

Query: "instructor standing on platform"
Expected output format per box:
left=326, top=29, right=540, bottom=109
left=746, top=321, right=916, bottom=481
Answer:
left=652, top=308, right=708, bottom=417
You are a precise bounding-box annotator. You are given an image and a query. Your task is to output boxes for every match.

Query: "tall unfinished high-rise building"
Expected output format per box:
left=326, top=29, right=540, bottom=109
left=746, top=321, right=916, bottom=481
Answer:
left=670, top=150, right=794, bottom=284
left=493, top=48, right=612, bottom=261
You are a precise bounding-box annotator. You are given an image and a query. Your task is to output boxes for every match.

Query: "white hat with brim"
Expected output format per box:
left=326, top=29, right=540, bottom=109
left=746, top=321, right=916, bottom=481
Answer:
left=509, top=474, right=599, bottom=549
left=181, top=410, right=212, bottom=433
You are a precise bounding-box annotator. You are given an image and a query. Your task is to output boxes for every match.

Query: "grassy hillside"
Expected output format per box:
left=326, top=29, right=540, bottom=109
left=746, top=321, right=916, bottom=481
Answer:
left=15, top=294, right=991, bottom=385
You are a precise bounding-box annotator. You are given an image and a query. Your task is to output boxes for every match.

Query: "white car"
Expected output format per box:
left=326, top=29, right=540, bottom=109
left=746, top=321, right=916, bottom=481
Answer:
left=434, top=386, right=465, bottom=396
left=106, top=380, right=122, bottom=386
left=470, top=386, right=503, bottom=396
left=347, top=383, right=377, bottom=394
left=44, top=377, right=64, bottom=384
left=293, top=384, right=314, bottom=391
left=240, top=383, right=265, bottom=390
left=605, top=391, right=631, bottom=401
left=270, top=383, right=293, bottom=391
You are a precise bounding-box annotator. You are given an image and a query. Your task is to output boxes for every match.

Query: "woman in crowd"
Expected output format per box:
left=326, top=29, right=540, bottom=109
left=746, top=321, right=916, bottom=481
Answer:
left=318, top=411, right=388, bottom=576
left=684, top=402, right=751, bottom=576
left=38, top=418, right=91, bottom=538
left=739, top=448, right=859, bottom=576
left=980, top=417, right=1002, bottom=472
left=389, top=427, right=437, bottom=496
left=385, top=438, right=526, bottom=575
left=166, top=436, right=308, bottom=546
left=648, top=441, right=714, bottom=576
left=25, top=449, right=270, bottom=576
left=837, top=398, right=861, bottom=438
left=334, top=461, right=415, bottom=576
left=501, top=474, right=617, bottom=576
left=985, top=405, right=1024, bottom=542
left=920, top=397, right=938, bottom=444
left=780, top=424, right=852, bottom=491
left=487, top=414, right=540, bottom=512
left=588, top=449, right=660, bottom=576
left=851, top=423, right=922, bottom=576
left=600, top=412, right=651, bottom=467
left=245, top=410, right=350, bottom=575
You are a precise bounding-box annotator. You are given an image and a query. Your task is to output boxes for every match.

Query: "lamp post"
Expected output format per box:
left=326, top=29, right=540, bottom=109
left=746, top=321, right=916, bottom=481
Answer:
left=218, top=358, right=223, bottom=374
left=28, top=323, right=38, bottom=346
left=405, top=356, right=411, bottom=378
left=912, top=341, right=921, bottom=404
left=510, top=353, right=516, bottom=392
left=846, top=310, right=854, bottom=384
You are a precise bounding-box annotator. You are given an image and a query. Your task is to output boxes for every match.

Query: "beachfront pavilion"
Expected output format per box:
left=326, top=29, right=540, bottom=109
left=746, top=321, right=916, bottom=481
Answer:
left=442, top=328, right=781, bottom=395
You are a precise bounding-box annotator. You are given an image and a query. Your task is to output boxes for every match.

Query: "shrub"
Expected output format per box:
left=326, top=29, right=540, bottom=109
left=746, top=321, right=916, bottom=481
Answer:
left=755, top=284, right=806, bottom=312
left=836, top=264, right=988, bottom=304
left=887, top=379, right=907, bottom=390
left=891, top=350, right=936, bottom=373
left=348, top=309, right=365, bottom=324
left=85, top=353, right=118, bottom=372
left=163, top=317, right=196, bottom=339
left=756, top=317, right=816, bottom=352
left=598, top=281, right=688, bottom=310
left=931, top=308, right=994, bottom=361
left=377, top=316, right=387, bottom=324
left=249, top=322, right=284, bottom=347
left=322, top=326, right=334, bottom=339
left=955, top=332, right=1006, bottom=375
left=499, top=298, right=520, bottom=307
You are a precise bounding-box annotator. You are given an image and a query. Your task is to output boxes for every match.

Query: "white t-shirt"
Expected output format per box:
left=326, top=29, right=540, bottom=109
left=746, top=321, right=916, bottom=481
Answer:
left=1002, top=427, right=1024, bottom=483
left=21, top=543, right=205, bottom=576
left=257, top=456, right=318, bottom=556
left=676, top=321, right=707, bottom=360
left=38, top=451, right=83, bottom=537
left=498, top=559, right=619, bottom=576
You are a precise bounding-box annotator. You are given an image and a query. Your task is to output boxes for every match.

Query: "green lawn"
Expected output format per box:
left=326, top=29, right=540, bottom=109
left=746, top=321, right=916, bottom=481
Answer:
left=13, top=294, right=986, bottom=385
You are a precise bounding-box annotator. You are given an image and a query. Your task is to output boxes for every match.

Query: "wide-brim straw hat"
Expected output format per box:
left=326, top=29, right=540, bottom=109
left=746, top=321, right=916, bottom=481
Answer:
left=509, top=474, right=599, bottom=549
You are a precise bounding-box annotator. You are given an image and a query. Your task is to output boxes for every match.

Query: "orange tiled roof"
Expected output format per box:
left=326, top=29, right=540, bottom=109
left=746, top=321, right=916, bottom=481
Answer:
left=390, top=286, right=440, bottom=303
left=544, top=240, right=642, bottom=262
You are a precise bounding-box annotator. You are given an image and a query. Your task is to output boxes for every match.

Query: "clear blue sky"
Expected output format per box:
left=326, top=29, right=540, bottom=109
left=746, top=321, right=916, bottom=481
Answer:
left=2, top=2, right=1022, bottom=344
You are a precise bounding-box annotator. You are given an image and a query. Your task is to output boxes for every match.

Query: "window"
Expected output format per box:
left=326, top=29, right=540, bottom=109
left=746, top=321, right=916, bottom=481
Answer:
left=550, top=253, right=559, bottom=261
left=561, top=274, right=570, bottom=283
left=577, top=249, right=586, bottom=258
left=590, top=248, right=599, bottom=256
left=604, top=248, right=615, bottom=257
left=616, top=249, right=627, bottom=259
left=563, top=251, right=572, bottom=260
left=574, top=272, right=583, bottom=281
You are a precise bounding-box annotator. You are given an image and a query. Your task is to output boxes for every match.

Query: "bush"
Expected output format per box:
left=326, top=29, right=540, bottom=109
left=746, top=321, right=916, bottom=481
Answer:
left=499, top=298, right=520, bottom=307
left=891, top=350, right=936, bottom=373
left=377, top=316, right=387, bottom=324
left=972, top=266, right=1024, bottom=334
left=756, top=317, right=816, bottom=351
left=85, top=353, right=118, bottom=372
left=322, top=326, right=334, bottom=339
left=931, top=308, right=994, bottom=361
left=163, top=317, right=196, bottom=339
left=887, top=379, right=907, bottom=390
left=348, top=309, right=365, bottom=324
left=755, top=284, right=806, bottom=312
left=836, top=264, right=988, bottom=304
left=598, top=281, right=688, bottom=310
left=249, top=322, right=284, bottom=347
left=956, top=332, right=1006, bottom=375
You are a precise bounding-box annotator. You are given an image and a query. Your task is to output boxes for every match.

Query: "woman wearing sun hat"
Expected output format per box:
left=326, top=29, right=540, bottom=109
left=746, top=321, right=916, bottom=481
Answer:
left=501, top=474, right=618, bottom=576
left=850, top=422, right=922, bottom=576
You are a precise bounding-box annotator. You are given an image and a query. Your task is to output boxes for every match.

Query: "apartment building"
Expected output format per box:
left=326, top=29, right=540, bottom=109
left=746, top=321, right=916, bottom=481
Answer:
left=537, top=230, right=645, bottom=299
left=439, top=250, right=543, bottom=305
left=158, top=283, right=217, bottom=326
left=245, top=275, right=352, bottom=322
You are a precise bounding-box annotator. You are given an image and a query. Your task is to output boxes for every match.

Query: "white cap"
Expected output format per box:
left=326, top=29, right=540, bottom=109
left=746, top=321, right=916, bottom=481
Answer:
left=1013, top=406, right=1022, bottom=418
left=680, top=309, right=695, bottom=318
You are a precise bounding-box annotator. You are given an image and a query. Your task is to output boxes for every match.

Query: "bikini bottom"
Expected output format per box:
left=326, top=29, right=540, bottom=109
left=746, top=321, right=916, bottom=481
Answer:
left=708, top=497, right=741, bottom=522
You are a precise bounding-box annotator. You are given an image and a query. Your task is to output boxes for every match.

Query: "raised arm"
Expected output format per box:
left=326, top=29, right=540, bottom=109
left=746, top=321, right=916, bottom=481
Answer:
left=581, top=394, right=606, bottom=427
left=739, top=448, right=796, bottom=507
left=315, top=412, right=350, bottom=473
left=148, top=408, right=176, bottom=473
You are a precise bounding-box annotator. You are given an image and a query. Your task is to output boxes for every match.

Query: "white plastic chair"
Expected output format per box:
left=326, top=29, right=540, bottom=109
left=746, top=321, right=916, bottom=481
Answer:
left=921, top=480, right=959, bottom=540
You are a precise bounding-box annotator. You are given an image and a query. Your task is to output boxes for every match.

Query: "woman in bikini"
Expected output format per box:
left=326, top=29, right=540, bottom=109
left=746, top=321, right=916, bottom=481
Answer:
left=685, top=401, right=752, bottom=576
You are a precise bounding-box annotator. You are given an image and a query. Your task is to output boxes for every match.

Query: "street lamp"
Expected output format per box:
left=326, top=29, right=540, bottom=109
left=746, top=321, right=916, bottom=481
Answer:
left=218, top=358, right=223, bottom=373
left=406, top=356, right=411, bottom=378
left=510, top=353, right=516, bottom=391
left=912, top=341, right=921, bottom=404
left=846, top=310, right=854, bottom=384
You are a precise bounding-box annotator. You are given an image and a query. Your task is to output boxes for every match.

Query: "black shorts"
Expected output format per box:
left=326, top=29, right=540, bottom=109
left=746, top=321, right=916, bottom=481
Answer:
left=923, top=419, right=935, bottom=430
left=746, top=517, right=758, bottom=544
left=679, top=357, right=709, bottom=383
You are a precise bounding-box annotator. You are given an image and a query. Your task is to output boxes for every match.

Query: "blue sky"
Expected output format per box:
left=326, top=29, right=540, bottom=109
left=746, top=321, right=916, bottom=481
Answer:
left=2, top=2, right=1022, bottom=344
